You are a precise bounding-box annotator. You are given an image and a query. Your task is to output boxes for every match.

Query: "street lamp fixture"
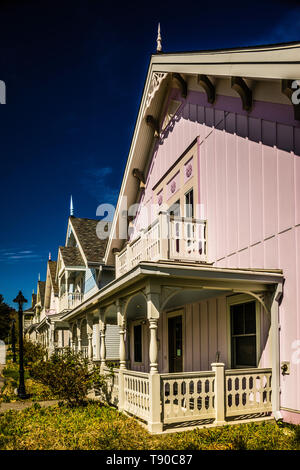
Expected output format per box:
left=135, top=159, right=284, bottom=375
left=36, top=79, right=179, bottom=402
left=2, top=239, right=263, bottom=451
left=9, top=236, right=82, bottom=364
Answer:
left=13, top=291, right=28, bottom=399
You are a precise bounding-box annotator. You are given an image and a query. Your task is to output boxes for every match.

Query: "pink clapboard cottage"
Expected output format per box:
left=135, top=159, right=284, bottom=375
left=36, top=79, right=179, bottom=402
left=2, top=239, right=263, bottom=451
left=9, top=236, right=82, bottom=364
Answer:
left=62, top=38, right=300, bottom=433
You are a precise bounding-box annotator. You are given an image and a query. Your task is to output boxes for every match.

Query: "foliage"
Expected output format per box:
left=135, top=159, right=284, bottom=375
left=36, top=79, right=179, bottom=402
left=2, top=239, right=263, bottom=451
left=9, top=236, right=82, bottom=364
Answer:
left=23, top=339, right=47, bottom=366
left=0, top=402, right=299, bottom=450
left=0, top=359, right=53, bottom=403
left=29, top=348, right=106, bottom=406
left=0, top=295, right=17, bottom=342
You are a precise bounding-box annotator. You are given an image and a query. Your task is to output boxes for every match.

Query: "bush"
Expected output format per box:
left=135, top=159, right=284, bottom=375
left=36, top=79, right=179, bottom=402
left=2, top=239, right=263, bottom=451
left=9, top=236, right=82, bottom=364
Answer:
left=23, top=339, right=47, bottom=366
left=29, top=348, right=106, bottom=406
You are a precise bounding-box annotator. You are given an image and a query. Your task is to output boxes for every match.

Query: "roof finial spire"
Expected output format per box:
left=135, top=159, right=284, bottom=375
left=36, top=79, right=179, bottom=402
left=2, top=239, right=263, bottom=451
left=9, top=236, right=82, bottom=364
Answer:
left=38, top=273, right=40, bottom=281
left=156, top=23, right=162, bottom=53
left=48, top=252, right=51, bottom=261
left=70, top=195, right=74, bottom=217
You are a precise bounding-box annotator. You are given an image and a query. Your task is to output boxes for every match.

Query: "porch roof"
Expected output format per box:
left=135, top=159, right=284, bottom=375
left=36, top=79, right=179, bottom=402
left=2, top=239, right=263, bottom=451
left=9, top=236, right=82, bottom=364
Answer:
left=60, top=261, right=283, bottom=322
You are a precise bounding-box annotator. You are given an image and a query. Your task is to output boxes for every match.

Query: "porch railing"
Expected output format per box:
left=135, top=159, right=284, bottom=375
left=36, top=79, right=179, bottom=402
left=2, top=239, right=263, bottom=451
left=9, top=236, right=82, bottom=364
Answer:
left=123, top=370, right=150, bottom=421
left=106, top=365, right=272, bottom=433
left=81, top=345, right=88, bottom=358
left=161, top=371, right=215, bottom=424
left=115, top=212, right=207, bottom=278
left=225, top=368, right=272, bottom=417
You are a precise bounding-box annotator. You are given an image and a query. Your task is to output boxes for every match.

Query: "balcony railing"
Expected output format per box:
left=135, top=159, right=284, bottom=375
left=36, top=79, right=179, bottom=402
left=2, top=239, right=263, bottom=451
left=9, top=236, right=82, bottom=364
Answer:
left=115, top=212, right=207, bottom=278
left=59, top=292, right=83, bottom=312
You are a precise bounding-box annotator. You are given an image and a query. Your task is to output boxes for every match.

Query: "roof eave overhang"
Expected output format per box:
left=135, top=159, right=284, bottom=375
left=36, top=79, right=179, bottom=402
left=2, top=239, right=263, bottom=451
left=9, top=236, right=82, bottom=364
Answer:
left=104, top=42, right=300, bottom=264
left=61, top=261, right=284, bottom=322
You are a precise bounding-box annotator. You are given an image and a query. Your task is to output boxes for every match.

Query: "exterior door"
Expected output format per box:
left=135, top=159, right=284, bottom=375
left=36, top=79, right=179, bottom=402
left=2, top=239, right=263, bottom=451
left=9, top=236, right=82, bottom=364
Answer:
left=168, top=315, right=183, bottom=372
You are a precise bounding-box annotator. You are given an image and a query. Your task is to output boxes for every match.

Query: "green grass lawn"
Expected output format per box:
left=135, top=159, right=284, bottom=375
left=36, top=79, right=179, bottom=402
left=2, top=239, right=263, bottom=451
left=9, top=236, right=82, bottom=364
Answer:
left=0, top=360, right=54, bottom=403
left=0, top=402, right=299, bottom=450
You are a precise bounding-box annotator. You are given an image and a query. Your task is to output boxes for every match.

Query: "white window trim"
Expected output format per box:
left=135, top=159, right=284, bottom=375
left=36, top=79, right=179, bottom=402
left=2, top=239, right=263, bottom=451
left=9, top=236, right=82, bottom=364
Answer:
left=226, top=294, right=261, bottom=369
left=131, top=319, right=145, bottom=366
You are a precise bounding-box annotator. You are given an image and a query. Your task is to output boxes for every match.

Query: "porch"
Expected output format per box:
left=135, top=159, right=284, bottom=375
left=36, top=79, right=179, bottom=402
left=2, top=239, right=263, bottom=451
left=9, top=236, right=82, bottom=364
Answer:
left=93, top=261, right=283, bottom=433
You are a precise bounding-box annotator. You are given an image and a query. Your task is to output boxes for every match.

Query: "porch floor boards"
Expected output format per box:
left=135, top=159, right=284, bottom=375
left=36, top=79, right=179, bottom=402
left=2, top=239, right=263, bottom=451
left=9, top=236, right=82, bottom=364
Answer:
left=161, top=413, right=274, bottom=434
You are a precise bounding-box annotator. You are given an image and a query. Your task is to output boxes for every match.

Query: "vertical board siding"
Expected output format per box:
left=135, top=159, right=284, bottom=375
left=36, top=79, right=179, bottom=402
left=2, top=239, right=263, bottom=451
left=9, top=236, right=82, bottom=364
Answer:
left=130, top=90, right=300, bottom=413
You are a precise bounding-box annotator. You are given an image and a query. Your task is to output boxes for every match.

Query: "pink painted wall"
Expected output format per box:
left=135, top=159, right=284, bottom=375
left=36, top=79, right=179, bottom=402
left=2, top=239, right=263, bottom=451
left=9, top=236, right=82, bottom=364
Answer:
left=135, top=88, right=300, bottom=420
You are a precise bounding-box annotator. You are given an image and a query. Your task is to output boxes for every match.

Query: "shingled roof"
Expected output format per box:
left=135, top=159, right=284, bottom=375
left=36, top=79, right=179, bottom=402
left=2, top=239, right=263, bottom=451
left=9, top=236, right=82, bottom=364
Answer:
left=37, top=281, right=46, bottom=306
left=59, top=246, right=85, bottom=267
left=70, top=217, right=109, bottom=263
left=48, top=260, right=59, bottom=295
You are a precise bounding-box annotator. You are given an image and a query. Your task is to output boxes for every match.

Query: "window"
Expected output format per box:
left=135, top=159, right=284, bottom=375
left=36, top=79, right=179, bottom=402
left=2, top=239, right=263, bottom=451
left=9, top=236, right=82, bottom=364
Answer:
left=230, top=301, right=257, bottom=368
left=133, top=324, right=142, bottom=363
left=185, top=189, right=194, bottom=218
left=168, top=199, right=180, bottom=217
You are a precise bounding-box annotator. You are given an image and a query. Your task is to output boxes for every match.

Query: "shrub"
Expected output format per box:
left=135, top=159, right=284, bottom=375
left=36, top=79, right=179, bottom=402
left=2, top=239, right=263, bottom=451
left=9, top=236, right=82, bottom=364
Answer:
left=23, top=339, right=47, bottom=366
left=29, top=348, right=106, bottom=406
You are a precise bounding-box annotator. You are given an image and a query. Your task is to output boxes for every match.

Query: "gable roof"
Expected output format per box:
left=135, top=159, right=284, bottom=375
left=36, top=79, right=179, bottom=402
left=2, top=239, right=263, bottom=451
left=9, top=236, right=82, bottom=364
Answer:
left=69, top=217, right=109, bottom=263
left=59, top=246, right=85, bottom=267
left=48, top=260, right=58, bottom=295
left=37, top=281, right=46, bottom=307
left=103, top=41, right=300, bottom=264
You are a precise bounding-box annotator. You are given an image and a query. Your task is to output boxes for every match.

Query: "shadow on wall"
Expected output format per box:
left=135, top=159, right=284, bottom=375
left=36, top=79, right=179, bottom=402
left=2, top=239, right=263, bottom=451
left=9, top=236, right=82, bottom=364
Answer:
left=158, top=88, right=300, bottom=156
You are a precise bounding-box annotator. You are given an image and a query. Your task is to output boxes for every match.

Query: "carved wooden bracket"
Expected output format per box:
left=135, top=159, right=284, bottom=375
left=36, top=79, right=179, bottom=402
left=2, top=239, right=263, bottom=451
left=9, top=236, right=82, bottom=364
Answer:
left=198, top=74, right=215, bottom=104
left=145, top=114, right=160, bottom=137
left=172, top=73, right=188, bottom=99
left=231, top=76, right=252, bottom=111
left=282, top=79, right=300, bottom=121
left=132, top=168, right=146, bottom=189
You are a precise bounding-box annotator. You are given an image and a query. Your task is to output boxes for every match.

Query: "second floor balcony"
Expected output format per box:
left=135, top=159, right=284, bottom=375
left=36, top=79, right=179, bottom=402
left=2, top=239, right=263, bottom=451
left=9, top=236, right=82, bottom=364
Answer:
left=59, top=292, right=83, bottom=312
left=115, top=212, right=207, bottom=278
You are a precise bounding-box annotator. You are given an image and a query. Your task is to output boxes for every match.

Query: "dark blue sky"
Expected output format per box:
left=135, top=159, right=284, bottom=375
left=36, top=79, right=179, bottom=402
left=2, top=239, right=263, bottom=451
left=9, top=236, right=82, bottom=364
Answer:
left=0, top=0, right=299, bottom=307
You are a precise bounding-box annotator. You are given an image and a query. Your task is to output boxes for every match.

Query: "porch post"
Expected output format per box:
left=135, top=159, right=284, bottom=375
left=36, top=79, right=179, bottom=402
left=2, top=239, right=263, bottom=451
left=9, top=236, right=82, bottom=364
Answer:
left=117, top=299, right=126, bottom=412
left=69, top=323, right=74, bottom=350
left=48, top=323, right=55, bottom=356
left=93, top=310, right=101, bottom=361
left=271, top=284, right=283, bottom=420
left=146, top=283, right=163, bottom=433
left=76, top=320, right=81, bottom=353
left=159, top=211, right=169, bottom=260
left=86, top=313, right=94, bottom=360
left=211, top=362, right=226, bottom=425
left=99, top=312, right=106, bottom=373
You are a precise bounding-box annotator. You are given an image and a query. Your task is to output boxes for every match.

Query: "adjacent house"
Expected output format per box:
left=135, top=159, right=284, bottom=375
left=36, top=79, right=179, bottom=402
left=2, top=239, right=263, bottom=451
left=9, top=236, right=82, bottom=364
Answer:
left=28, top=38, right=300, bottom=433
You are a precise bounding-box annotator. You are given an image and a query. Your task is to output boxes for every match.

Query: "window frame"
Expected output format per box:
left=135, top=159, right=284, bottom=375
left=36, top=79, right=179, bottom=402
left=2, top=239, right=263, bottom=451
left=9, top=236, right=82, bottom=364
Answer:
left=226, top=295, right=261, bottom=369
left=184, top=188, right=194, bottom=218
left=131, top=320, right=144, bottom=365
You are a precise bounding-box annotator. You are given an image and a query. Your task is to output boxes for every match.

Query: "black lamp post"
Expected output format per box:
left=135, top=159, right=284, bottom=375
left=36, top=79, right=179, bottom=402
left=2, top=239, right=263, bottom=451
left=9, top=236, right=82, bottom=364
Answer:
left=11, top=318, right=16, bottom=363
left=13, top=291, right=28, bottom=399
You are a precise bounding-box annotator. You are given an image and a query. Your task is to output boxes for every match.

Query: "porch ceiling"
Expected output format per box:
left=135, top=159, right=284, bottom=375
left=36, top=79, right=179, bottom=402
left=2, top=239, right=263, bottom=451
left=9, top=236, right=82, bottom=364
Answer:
left=61, top=261, right=283, bottom=322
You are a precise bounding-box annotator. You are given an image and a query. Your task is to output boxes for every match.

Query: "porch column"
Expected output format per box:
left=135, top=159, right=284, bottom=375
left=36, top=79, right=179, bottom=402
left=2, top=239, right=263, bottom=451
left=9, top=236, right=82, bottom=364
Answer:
left=211, top=362, right=226, bottom=425
left=117, top=299, right=126, bottom=412
left=117, top=300, right=127, bottom=370
left=99, top=312, right=106, bottom=373
left=149, top=319, right=159, bottom=373
left=87, top=314, right=94, bottom=360
left=69, top=323, right=73, bottom=349
left=93, top=310, right=101, bottom=361
left=76, top=320, right=81, bottom=353
left=271, top=284, right=283, bottom=420
left=49, top=323, right=55, bottom=356
left=146, top=283, right=163, bottom=433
